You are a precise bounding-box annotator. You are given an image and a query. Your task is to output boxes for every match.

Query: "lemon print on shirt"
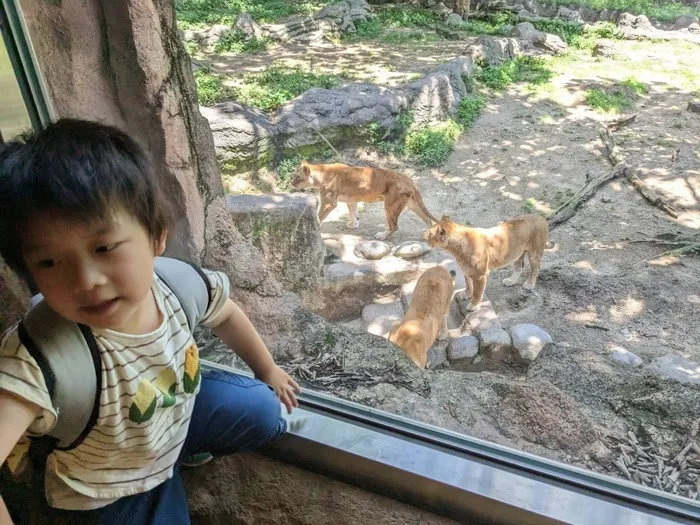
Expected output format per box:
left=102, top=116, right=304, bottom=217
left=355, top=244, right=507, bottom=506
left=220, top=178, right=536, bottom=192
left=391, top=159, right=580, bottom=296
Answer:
left=183, top=343, right=201, bottom=394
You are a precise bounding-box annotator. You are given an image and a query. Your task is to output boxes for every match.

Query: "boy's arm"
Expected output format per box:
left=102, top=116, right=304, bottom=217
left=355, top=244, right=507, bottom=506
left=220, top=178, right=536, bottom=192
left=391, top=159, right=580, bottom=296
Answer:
left=0, top=391, right=41, bottom=525
left=207, top=298, right=301, bottom=413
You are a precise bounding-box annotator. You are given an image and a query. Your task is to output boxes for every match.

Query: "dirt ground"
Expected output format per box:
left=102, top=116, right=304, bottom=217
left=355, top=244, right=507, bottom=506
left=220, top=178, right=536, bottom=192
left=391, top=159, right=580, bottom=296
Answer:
left=212, top=34, right=700, bottom=366
left=199, top=23, right=700, bottom=496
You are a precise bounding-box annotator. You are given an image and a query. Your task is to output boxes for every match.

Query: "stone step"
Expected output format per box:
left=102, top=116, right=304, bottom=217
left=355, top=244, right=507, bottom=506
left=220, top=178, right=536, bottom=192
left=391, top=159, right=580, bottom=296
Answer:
left=361, top=300, right=404, bottom=338
left=311, top=256, right=422, bottom=321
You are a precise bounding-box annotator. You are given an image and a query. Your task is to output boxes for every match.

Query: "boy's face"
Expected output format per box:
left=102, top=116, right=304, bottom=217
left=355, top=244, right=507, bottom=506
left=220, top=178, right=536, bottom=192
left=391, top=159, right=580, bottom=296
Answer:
left=21, top=209, right=166, bottom=333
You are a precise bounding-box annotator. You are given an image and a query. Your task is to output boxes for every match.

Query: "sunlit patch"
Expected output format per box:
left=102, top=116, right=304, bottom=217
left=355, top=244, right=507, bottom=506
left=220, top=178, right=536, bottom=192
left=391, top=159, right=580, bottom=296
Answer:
left=565, top=309, right=599, bottom=324
left=609, top=296, right=645, bottom=323
left=573, top=260, right=596, bottom=272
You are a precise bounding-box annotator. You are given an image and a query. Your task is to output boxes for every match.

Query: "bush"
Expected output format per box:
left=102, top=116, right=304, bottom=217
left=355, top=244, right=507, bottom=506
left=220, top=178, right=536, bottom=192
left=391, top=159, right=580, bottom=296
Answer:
left=476, top=56, right=553, bottom=90
left=232, top=67, right=342, bottom=112
left=457, top=94, right=486, bottom=128
left=404, top=120, right=463, bottom=166
left=194, top=67, right=227, bottom=106
left=214, top=31, right=271, bottom=54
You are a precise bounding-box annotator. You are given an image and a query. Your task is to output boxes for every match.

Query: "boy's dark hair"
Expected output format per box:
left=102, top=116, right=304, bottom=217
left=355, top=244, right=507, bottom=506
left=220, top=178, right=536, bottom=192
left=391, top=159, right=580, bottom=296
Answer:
left=0, top=118, right=173, bottom=280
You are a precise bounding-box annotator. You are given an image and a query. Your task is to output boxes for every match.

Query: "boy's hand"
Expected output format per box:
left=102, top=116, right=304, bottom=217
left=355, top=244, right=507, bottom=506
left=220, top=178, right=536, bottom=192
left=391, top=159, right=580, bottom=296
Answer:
left=259, top=365, right=301, bottom=414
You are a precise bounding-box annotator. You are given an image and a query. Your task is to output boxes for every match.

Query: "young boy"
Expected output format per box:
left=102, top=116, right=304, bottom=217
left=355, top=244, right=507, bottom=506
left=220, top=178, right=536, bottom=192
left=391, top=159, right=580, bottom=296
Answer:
left=0, top=119, right=300, bottom=524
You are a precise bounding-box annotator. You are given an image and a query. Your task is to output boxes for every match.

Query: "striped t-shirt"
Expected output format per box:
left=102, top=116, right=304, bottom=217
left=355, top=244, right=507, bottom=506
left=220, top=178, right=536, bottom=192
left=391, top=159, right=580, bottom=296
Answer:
left=0, top=268, right=230, bottom=510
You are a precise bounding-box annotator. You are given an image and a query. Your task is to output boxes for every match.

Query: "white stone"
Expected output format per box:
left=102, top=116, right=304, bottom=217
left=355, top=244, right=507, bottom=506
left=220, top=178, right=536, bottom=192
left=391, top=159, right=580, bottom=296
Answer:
left=478, top=328, right=511, bottom=353
left=445, top=13, right=463, bottom=26
left=609, top=346, right=643, bottom=367
left=644, top=355, right=700, bottom=385
left=361, top=301, right=404, bottom=338
left=393, top=241, right=431, bottom=260
left=447, top=336, right=479, bottom=363
left=353, top=240, right=391, bottom=260
left=509, top=324, right=553, bottom=362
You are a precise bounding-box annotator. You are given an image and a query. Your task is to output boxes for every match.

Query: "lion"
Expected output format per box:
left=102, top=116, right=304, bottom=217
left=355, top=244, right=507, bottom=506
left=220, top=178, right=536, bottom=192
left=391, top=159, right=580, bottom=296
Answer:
left=388, top=266, right=456, bottom=369
left=424, top=214, right=548, bottom=311
left=291, top=160, right=439, bottom=240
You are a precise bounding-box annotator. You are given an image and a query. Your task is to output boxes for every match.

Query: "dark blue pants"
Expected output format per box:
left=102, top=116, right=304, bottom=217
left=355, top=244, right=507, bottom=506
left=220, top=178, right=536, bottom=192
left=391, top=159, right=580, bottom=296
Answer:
left=50, top=370, right=286, bottom=524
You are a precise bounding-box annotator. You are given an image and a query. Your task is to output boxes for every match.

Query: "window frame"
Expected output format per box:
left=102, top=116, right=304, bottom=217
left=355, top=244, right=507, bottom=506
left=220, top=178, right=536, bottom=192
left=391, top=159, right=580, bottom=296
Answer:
left=0, top=0, right=53, bottom=136
left=204, top=360, right=700, bottom=525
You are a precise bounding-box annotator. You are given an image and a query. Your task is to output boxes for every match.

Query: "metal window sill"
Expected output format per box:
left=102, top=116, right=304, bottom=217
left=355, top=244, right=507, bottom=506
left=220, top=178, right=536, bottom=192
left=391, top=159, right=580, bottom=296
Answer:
left=202, top=360, right=700, bottom=525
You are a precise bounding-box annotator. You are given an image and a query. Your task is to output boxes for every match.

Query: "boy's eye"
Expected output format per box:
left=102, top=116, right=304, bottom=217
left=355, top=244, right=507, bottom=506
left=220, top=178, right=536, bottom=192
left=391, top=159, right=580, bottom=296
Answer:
left=96, top=243, right=118, bottom=253
left=38, top=259, right=55, bottom=269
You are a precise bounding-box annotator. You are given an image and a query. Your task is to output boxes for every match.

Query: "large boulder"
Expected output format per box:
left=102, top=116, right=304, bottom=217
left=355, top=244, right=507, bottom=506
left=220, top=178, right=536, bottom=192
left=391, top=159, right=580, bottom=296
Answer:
left=672, top=15, right=699, bottom=31
left=202, top=57, right=475, bottom=174
left=464, top=35, right=521, bottom=66
left=515, top=22, right=568, bottom=54
left=200, top=102, right=275, bottom=171
left=234, top=13, right=264, bottom=40
left=227, top=193, right=325, bottom=292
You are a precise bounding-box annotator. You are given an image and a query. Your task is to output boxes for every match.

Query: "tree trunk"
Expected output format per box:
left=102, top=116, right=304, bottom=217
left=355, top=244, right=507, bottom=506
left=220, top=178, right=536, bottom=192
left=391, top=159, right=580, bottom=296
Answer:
left=454, top=0, right=471, bottom=19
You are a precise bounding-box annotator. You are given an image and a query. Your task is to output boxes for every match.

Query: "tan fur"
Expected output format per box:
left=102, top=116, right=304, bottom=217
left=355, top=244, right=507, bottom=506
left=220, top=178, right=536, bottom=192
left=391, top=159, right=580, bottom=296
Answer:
left=424, top=214, right=548, bottom=311
left=388, top=266, right=455, bottom=369
left=291, top=160, right=439, bottom=240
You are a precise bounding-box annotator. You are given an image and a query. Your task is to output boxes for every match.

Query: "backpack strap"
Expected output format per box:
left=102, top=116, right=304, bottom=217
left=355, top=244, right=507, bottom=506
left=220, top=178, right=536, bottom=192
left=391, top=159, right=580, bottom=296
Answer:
left=18, top=303, right=101, bottom=451
left=154, top=256, right=211, bottom=332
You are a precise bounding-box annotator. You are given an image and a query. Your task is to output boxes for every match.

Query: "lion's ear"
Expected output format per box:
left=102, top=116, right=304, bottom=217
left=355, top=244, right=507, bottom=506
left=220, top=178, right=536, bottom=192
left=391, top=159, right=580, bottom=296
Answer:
left=302, top=165, right=310, bottom=176
left=438, top=225, right=448, bottom=242
left=440, top=214, right=451, bottom=223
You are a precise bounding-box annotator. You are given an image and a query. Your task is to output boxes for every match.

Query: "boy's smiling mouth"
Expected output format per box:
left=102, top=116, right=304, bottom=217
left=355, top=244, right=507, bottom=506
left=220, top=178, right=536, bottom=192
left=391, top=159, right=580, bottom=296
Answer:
left=80, top=297, right=120, bottom=316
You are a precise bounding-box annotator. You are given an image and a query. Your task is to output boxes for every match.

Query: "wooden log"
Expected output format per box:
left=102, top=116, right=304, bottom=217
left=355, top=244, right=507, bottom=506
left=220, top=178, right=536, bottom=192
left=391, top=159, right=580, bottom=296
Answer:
left=547, top=162, right=627, bottom=228
left=624, top=169, right=679, bottom=219
left=607, top=113, right=637, bottom=131
left=598, top=126, right=679, bottom=219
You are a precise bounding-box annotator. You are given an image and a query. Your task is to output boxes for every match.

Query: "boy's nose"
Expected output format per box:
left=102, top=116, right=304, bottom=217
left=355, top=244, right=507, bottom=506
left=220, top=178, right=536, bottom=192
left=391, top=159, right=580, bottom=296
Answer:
left=74, top=261, right=108, bottom=291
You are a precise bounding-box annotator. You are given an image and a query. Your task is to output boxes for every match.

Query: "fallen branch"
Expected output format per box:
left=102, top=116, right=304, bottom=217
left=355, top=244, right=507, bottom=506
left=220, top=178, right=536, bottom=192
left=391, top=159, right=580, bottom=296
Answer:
left=606, top=113, right=637, bottom=132
left=598, top=126, right=679, bottom=219
left=625, top=170, right=679, bottom=219
left=547, top=162, right=627, bottom=228
left=650, top=243, right=700, bottom=261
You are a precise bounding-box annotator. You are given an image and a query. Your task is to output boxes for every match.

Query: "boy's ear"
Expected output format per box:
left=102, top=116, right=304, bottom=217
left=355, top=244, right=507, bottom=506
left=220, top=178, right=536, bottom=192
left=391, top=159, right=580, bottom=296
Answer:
left=155, top=229, right=168, bottom=256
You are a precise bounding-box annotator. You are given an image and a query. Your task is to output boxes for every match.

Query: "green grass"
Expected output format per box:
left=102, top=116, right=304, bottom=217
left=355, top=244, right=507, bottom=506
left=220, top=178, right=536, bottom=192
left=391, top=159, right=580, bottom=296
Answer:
left=276, top=154, right=303, bottom=190
left=214, top=31, right=272, bottom=54
left=404, top=120, right=463, bottom=167
left=232, top=67, right=342, bottom=112
left=522, top=197, right=538, bottom=212
left=376, top=5, right=442, bottom=28
left=533, top=20, right=619, bottom=50
left=451, top=11, right=518, bottom=35
left=343, top=18, right=383, bottom=42
left=538, top=0, right=700, bottom=23
left=584, top=78, right=648, bottom=112
left=194, top=67, right=228, bottom=105
left=175, top=0, right=331, bottom=29
left=476, top=56, right=554, bottom=90
left=377, top=30, right=441, bottom=45
left=457, top=94, right=486, bottom=128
